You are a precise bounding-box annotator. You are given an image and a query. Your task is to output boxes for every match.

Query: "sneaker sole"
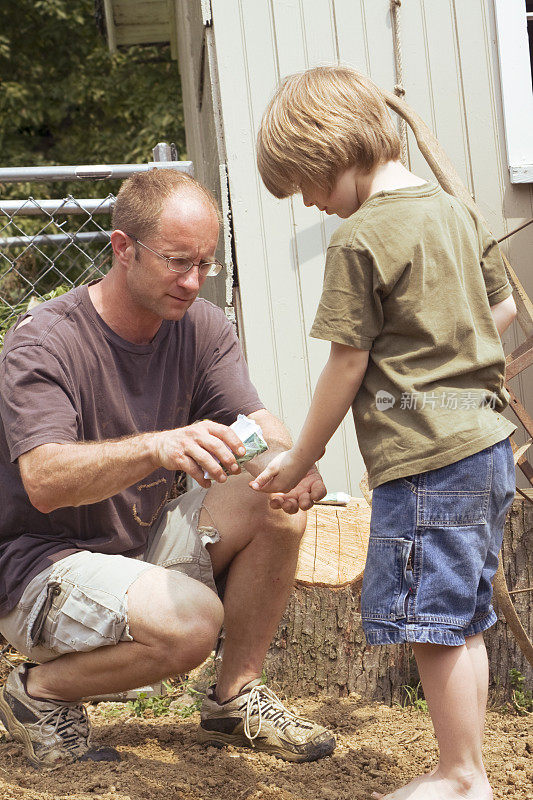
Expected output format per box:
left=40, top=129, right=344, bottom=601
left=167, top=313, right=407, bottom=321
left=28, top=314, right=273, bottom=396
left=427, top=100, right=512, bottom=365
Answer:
left=0, top=689, right=47, bottom=769
left=197, top=727, right=335, bottom=762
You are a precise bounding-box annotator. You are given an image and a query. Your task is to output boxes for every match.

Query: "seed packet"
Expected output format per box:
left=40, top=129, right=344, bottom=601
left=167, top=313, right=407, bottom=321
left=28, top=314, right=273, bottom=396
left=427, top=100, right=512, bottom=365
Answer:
left=204, top=414, right=268, bottom=478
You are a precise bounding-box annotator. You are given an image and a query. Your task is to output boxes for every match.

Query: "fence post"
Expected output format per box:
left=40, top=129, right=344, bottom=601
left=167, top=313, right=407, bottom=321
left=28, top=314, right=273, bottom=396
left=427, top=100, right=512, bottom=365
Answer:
left=152, top=143, right=178, bottom=162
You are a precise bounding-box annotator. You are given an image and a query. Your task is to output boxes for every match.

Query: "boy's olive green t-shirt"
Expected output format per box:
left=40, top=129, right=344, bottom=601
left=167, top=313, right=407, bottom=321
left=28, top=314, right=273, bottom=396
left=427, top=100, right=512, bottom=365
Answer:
left=310, top=183, right=516, bottom=489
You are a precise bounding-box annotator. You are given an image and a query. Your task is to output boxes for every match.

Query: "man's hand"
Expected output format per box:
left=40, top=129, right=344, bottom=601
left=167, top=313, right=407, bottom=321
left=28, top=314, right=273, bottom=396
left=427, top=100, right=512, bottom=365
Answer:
left=152, top=420, right=246, bottom=488
left=267, top=465, right=327, bottom=514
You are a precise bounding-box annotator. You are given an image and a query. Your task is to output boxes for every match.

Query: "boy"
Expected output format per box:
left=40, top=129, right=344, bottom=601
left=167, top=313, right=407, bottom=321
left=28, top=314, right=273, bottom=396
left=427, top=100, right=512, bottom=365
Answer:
left=251, top=66, right=517, bottom=800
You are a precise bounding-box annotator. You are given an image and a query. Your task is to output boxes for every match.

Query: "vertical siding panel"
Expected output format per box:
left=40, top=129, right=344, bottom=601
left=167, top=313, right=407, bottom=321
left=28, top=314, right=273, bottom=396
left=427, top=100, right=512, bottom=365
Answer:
left=398, top=1, right=440, bottom=181
left=237, top=0, right=314, bottom=430
left=416, top=1, right=471, bottom=191
left=360, top=0, right=396, bottom=89
left=212, top=0, right=285, bottom=418
left=333, top=0, right=370, bottom=74
left=270, top=0, right=305, bottom=76
left=299, top=0, right=337, bottom=65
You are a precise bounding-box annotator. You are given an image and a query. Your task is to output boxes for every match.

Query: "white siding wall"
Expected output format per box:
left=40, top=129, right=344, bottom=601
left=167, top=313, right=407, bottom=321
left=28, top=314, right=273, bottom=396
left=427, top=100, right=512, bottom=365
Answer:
left=209, top=0, right=532, bottom=493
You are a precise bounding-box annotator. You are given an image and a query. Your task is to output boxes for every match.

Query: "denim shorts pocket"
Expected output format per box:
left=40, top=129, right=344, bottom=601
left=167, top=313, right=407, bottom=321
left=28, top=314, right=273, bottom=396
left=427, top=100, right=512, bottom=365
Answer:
left=417, top=448, right=492, bottom=527
left=361, top=537, right=413, bottom=622
left=42, top=582, right=127, bottom=655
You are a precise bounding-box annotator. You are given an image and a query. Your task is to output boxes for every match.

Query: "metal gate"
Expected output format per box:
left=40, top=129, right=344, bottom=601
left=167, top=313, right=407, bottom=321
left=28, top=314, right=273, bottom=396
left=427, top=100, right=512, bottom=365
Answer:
left=0, top=144, right=192, bottom=337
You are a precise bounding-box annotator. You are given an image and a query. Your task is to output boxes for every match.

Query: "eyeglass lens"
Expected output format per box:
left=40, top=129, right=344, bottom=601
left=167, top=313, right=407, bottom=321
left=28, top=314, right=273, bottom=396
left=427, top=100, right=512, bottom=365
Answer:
left=168, top=258, right=221, bottom=277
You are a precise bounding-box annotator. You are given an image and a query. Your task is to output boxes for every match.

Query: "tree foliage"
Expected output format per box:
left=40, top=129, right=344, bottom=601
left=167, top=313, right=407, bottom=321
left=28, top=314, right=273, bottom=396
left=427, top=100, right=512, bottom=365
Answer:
left=0, top=0, right=185, bottom=179
left=0, top=0, right=187, bottom=325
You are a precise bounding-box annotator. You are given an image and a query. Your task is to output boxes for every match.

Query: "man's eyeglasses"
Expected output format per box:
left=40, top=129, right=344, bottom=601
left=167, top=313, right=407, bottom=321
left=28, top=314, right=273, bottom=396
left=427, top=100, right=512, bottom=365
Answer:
left=126, top=234, right=223, bottom=277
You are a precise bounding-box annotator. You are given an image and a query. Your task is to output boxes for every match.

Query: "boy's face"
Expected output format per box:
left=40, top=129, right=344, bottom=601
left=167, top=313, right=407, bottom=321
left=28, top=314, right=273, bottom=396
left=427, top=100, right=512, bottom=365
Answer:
left=300, top=166, right=361, bottom=218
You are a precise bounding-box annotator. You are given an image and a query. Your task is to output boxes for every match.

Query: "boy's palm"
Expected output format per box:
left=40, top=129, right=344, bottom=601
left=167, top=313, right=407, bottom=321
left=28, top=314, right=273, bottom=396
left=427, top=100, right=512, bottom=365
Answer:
left=269, top=467, right=327, bottom=514
left=250, top=451, right=326, bottom=513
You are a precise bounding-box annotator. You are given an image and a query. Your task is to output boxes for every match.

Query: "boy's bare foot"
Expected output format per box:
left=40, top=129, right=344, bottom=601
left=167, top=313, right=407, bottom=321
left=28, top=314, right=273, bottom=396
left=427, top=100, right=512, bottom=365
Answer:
left=371, top=766, right=493, bottom=800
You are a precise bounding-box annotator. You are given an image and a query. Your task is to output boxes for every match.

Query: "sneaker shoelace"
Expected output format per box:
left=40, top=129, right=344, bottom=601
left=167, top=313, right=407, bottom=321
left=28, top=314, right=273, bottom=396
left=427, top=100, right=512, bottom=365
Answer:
left=242, top=685, right=312, bottom=746
left=30, top=702, right=90, bottom=754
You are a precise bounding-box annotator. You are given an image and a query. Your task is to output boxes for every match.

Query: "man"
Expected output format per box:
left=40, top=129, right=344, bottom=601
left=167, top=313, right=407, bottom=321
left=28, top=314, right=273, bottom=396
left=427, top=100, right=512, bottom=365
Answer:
left=0, top=169, right=331, bottom=768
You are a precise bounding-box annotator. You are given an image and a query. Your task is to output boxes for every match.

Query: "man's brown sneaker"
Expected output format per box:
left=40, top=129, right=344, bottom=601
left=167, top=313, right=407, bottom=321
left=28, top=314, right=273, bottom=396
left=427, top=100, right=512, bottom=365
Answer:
left=198, top=679, right=335, bottom=762
left=0, top=663, right=120, bottom=768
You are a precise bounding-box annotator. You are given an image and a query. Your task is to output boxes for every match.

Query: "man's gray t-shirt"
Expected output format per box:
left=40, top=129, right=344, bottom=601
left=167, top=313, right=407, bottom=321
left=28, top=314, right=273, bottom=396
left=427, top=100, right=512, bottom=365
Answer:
left=0, top=285, right=263, bottom=615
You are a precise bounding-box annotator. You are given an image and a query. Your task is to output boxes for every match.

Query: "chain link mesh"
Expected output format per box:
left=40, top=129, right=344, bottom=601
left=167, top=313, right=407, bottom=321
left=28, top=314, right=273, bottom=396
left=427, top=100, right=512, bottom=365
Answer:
left=0, top=194, right=115, bottom=328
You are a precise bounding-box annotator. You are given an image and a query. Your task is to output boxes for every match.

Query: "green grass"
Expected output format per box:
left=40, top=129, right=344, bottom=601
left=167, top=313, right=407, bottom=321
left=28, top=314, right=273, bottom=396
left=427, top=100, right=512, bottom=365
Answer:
left=509, top=669, right=532, bottom=715
left=397, top=682, right=428, bottom=713
left=127, top=680, right=203, bottom=719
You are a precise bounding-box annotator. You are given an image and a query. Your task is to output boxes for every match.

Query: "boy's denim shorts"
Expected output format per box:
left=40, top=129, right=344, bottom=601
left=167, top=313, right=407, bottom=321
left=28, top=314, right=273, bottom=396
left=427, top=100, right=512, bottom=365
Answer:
left=361, top=437, right=516, bottom=646
left=0, top=487, right=216, bottom=664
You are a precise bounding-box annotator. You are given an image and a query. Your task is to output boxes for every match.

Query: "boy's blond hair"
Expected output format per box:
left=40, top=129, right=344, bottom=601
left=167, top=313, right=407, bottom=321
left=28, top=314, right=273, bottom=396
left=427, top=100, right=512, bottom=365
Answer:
left=257, top=65, right=401, bottom=198
left=112, top=168, right=220, bottom=242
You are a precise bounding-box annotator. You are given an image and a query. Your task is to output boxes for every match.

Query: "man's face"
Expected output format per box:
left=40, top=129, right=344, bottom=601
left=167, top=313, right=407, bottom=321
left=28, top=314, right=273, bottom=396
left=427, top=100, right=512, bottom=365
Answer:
left=126, top=191, right=220, bottom=323
left=300, top=166, right=360, bottom=219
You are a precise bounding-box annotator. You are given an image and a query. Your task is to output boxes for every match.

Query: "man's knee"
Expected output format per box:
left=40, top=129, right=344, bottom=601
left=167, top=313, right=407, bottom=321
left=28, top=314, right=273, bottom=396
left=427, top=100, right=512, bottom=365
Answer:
left=202, top=474, right=307, bottom=571
left=270, top=503, right=306, bottom=542
left=176, top=584, right=224, bottom=665
left=250, top=489, right=307, bottom=547
left=127, top=568, right=223, bottom=669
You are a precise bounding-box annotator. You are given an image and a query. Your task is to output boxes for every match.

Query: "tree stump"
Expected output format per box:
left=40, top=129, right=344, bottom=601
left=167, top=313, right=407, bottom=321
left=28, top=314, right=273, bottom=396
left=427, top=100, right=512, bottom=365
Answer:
left=265, top=494, right=532, bottom=702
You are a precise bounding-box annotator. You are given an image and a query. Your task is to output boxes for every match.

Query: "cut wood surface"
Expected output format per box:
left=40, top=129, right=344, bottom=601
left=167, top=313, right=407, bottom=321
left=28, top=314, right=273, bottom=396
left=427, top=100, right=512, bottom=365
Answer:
left=295, top=498, right=371, bottom=587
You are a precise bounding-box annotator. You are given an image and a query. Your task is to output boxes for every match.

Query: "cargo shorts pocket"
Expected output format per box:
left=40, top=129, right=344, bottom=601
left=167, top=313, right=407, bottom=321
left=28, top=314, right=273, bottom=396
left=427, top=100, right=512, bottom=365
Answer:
left=27, top=580, right=62, bottom=651
left=39, top=580, right=128, bottom=656
left=416, top=448, right=493, bottom=527
left=361, top=537, right=414, bottom=622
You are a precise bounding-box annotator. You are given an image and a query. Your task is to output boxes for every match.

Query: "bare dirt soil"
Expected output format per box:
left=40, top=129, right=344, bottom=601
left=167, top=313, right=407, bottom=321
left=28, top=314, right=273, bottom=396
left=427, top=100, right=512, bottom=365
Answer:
left=0, top=689, right=530, bottom=800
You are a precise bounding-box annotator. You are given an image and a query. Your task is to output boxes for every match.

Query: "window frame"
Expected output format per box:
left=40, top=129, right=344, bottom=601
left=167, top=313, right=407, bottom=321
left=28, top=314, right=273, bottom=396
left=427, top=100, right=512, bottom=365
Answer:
left=494, top=0, right=533, bottom=183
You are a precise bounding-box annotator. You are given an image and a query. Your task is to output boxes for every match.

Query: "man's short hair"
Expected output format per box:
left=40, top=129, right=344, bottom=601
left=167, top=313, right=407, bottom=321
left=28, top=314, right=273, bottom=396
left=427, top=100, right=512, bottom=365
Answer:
left=112, top=168, right=220, bottom=241
left=257, top=65, right=401, bottom=198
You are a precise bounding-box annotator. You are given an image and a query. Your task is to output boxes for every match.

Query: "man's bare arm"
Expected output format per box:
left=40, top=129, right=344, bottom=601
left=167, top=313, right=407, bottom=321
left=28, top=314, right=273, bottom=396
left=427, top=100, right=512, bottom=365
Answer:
left=491, top=294, right=517, bottom=337
left=18, top=421, right=247, bottom=514
left=245, top=409, right=292, bottom=476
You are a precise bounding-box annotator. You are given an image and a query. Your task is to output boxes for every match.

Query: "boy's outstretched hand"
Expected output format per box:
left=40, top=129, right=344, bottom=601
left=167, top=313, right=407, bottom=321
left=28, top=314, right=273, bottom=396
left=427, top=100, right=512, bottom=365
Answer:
left=249, top=450, right=326, bottom=513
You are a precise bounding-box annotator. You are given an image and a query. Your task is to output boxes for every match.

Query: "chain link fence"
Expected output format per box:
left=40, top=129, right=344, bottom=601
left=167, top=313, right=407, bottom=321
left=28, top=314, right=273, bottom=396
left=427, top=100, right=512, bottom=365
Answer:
left=0, top=195, right=114, bottom=327
left=0, top=149, right=192, bottom=337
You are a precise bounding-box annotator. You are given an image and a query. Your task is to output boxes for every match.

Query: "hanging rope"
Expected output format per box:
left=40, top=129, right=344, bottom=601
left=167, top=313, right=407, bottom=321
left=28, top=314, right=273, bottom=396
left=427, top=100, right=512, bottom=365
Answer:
left=390, top=0, right=408, bottom=166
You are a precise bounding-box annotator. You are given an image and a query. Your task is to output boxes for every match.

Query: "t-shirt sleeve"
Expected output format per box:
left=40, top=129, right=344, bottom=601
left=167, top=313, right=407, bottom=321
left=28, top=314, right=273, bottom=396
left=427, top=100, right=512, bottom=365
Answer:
left=0, top=344, right=79, bottom=462
left=310, top=246, right=383, bottom=350
left=189, top=305, right=263, bottom=426
left=479, top=230, right=512, bottom=306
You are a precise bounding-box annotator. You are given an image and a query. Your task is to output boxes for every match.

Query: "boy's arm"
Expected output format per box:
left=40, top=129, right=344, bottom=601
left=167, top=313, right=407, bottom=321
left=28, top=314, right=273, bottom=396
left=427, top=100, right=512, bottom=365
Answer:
left=250, top=342, right=369, bottom=494
left=490, top=294, right=517, bottom=337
